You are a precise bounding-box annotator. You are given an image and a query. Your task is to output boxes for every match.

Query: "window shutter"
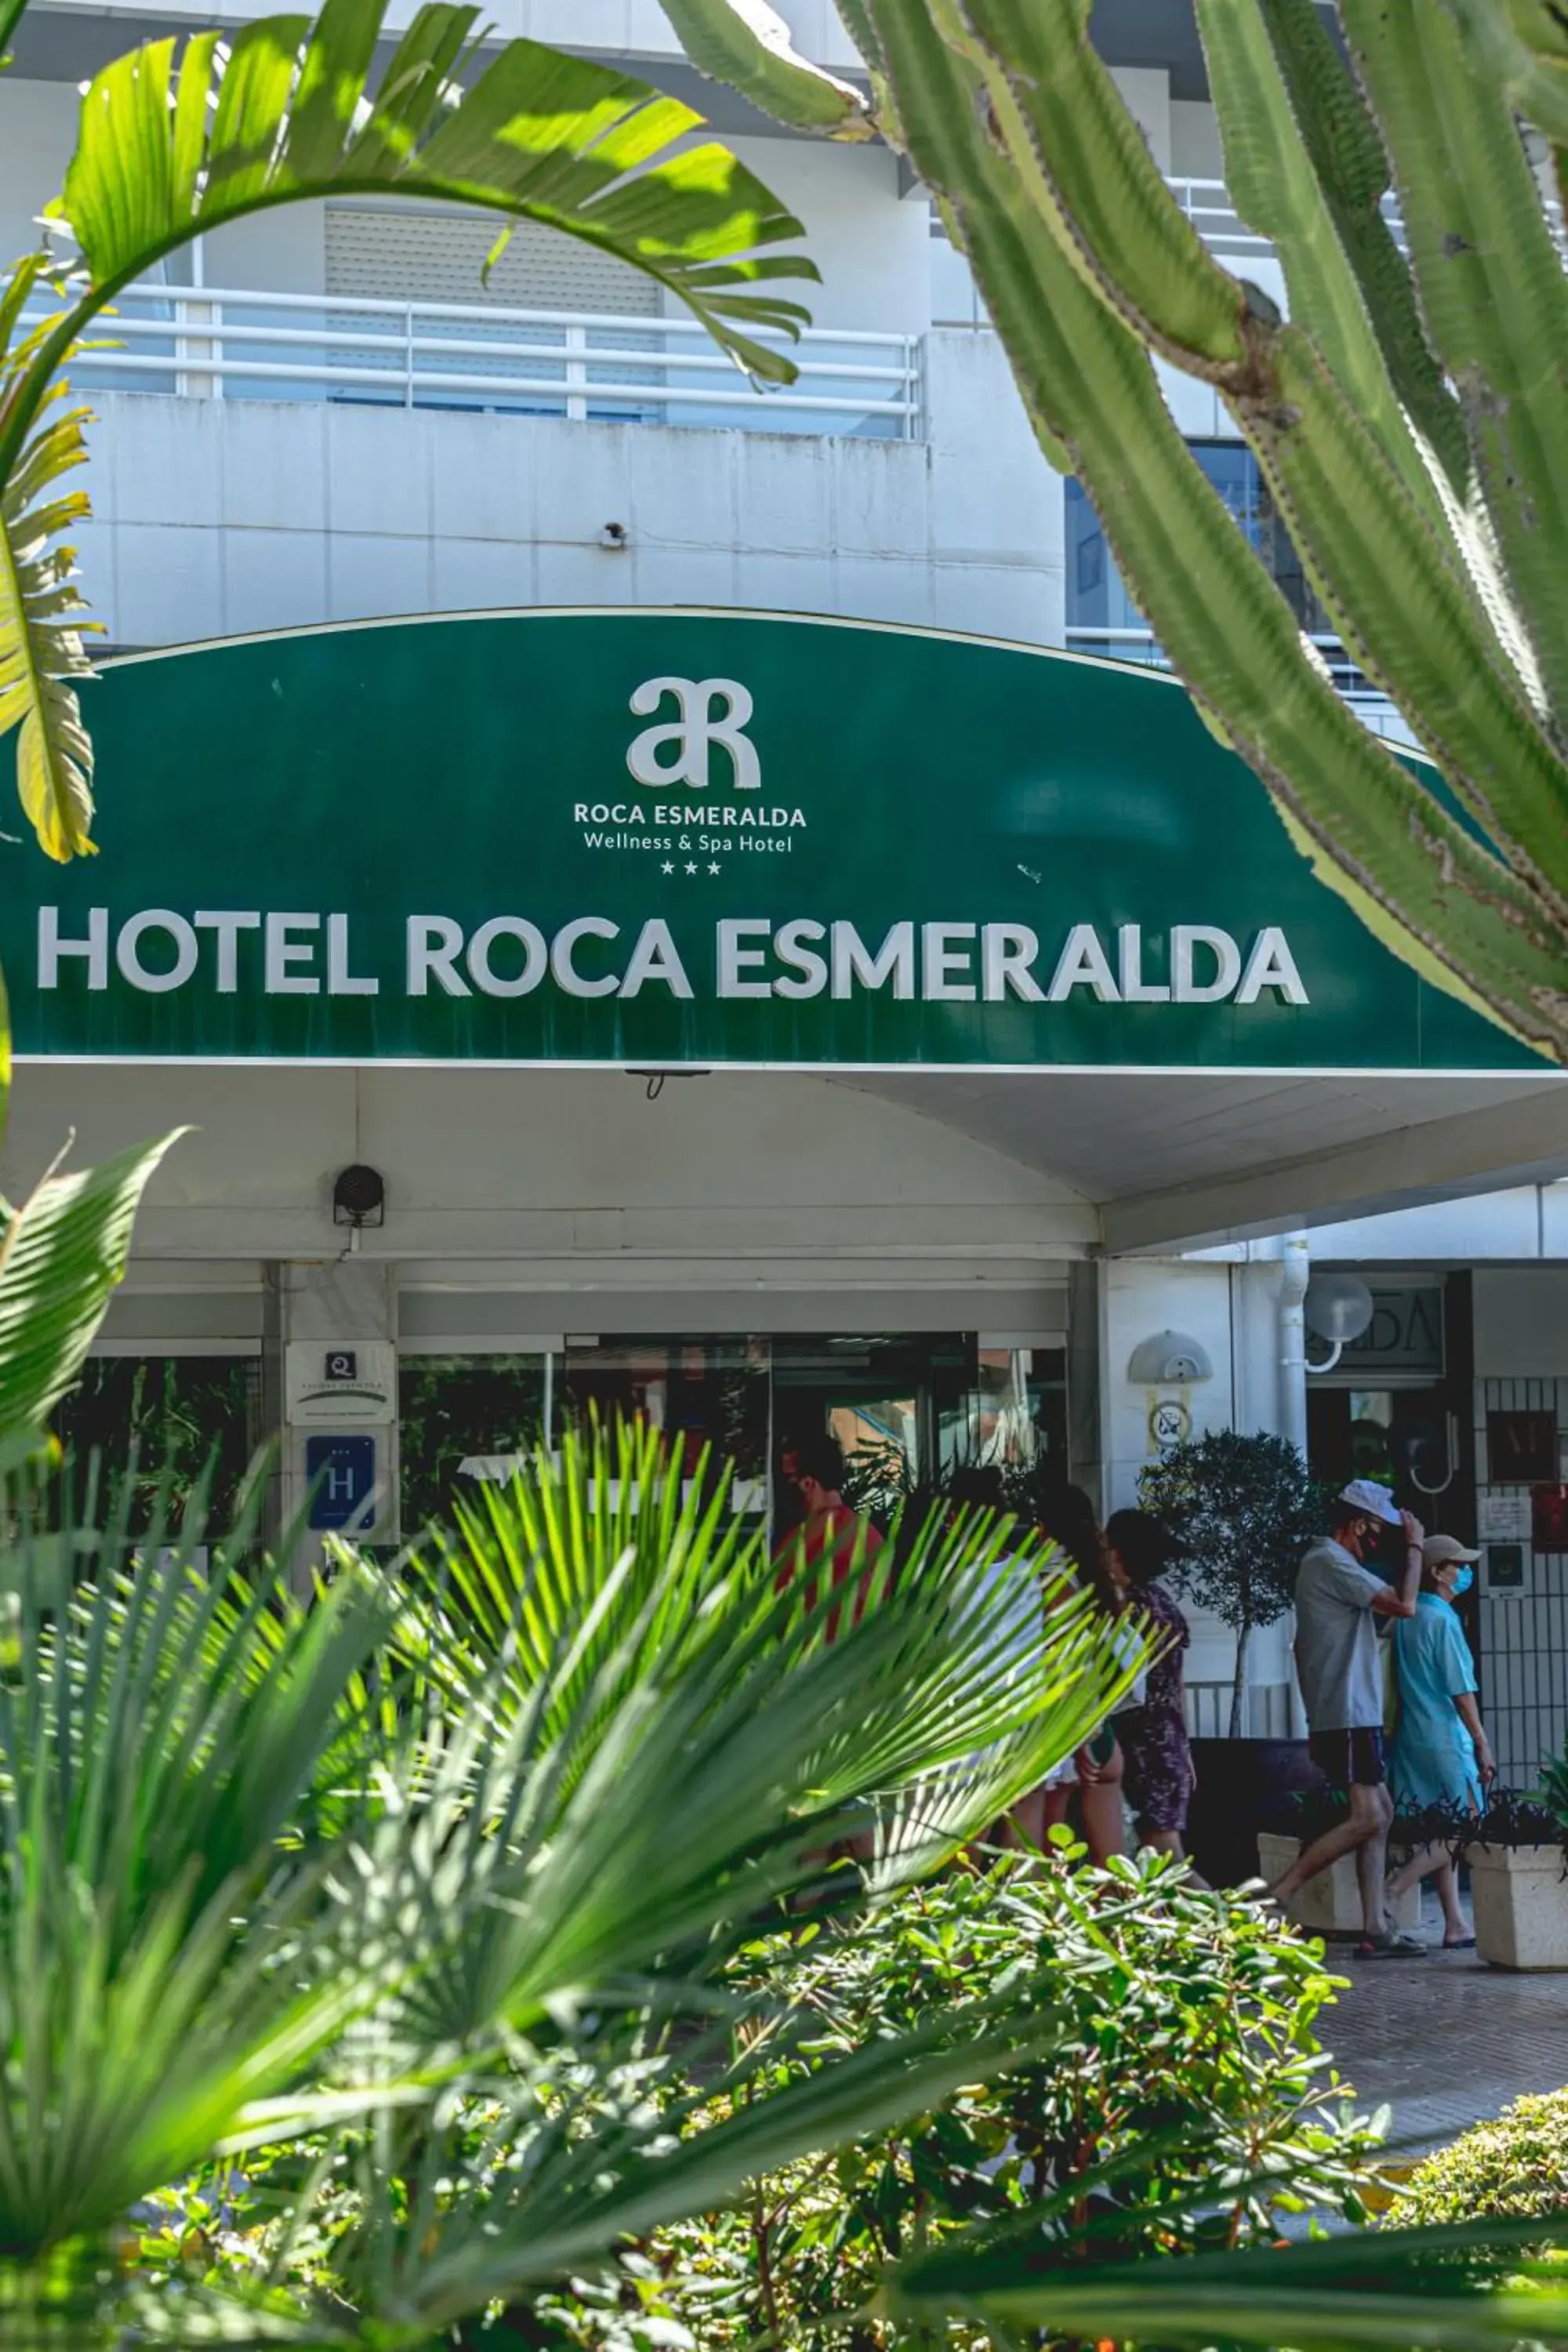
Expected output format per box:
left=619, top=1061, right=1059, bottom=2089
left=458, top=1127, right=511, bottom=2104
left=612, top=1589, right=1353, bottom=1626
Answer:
left=325, top=206, right=662, bottom=316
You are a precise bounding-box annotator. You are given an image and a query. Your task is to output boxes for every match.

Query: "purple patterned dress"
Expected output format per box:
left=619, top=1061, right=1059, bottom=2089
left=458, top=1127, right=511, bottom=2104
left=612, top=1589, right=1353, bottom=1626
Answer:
left=1119, top=1581, right=1195, bottom=1834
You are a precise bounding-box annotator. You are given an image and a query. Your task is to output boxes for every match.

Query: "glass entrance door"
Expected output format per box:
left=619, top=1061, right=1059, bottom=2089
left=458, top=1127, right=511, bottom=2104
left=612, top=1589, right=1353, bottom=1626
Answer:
left=396, top=1328, right=1069, bottom=1544
left=557, top=1334, right=771, bottom=1514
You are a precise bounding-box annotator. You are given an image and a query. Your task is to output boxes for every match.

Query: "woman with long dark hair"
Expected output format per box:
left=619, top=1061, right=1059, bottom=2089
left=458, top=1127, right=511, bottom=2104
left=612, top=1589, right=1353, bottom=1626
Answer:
left=1105, top=1506, right=1197, bottom=1868
left=1028, top=1481, right=1131, bottom=1866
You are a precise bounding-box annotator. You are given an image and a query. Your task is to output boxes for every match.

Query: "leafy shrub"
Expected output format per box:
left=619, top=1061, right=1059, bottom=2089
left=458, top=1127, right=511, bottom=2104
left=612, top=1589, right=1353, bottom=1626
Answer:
left=1392, top=2089, right=1568, bottom=2227
left=1469, top=1788, right=1568, bottom=1855
left=533, top=1844, right=1384, bottom=2350
left=0, top=1418, right=1139, bottom=2347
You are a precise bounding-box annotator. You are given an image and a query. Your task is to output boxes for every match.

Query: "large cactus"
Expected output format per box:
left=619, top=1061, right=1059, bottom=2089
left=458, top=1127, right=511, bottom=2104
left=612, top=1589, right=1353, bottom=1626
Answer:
left=662, top=0, right=1568, bottom=1062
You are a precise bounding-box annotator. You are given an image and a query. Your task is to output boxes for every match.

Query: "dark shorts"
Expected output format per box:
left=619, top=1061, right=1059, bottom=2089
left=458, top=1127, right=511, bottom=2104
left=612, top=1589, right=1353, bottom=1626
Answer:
left=1309, top=1726, right=1386, bottom=1789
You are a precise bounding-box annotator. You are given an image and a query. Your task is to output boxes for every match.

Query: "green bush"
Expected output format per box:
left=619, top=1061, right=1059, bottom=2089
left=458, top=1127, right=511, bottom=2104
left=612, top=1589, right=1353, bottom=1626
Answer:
left=1392, top=2089, right=1568, bottom=2227
left=531, top=1844, right=1384, bottom=2350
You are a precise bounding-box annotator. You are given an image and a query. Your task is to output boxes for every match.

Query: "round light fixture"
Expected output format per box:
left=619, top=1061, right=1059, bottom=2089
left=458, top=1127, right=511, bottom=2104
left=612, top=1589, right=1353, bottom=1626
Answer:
left=1305, top=1272, right=1374, bottom=1345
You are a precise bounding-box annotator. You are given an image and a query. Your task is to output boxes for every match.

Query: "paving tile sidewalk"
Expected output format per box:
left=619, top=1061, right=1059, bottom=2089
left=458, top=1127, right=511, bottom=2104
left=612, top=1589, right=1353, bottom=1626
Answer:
left=1310, top=1894, right=1568, bottom=2157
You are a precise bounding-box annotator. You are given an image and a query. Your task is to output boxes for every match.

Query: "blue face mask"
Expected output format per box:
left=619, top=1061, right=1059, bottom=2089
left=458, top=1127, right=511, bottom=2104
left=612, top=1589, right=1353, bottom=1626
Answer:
left=1450, top=1565, right=1475, bottom=1599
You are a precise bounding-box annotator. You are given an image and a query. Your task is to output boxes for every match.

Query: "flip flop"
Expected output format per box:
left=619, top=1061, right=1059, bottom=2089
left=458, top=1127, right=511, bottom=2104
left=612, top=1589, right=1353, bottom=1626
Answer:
left=1356, top=1932, right=1428, bottom=1958
left=1442, top=1935, right=1477, bottom=1949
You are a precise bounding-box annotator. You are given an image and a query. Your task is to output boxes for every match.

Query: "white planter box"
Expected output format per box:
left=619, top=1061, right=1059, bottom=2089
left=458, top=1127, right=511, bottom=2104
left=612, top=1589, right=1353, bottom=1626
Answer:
left=1257, top=1831, right=1422, bottom=1936
left=1470, top=1843, right=1568, bottom=1969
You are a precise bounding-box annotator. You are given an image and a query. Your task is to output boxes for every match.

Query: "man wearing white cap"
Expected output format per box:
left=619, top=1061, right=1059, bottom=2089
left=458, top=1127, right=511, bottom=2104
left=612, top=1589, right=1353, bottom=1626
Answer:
left=1272, top=1479, right=1426, bottom=1957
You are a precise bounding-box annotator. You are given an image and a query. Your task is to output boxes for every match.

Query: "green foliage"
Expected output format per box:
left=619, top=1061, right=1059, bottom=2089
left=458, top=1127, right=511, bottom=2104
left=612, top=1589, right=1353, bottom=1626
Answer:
left=0, top=0, right=815, bottom=867
left=529, top=1845, right=1383, bottom=2349
left=661, top=0, right=1568, bottom=1060
left=53, top=1352, right=262, bottom=1533
left=0, top=1130, right=180, bottom=1446
left=1538, top=1740, right=1568, bottom=1832
left=1138, top=1429, right=1319, bottom=1642
left=0, top=1416, right=1139, bottom=2343
left=1392, top=2089, right=1568, bottom=2227
left=0, top=270, right=96, bottom=862
left=1138, top=1428, right=1319, bottom=1733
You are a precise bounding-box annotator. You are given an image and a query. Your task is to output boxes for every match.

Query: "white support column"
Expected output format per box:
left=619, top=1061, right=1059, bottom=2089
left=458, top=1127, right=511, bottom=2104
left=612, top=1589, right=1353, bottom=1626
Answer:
left=279, top=1260, right=399, bottom=1581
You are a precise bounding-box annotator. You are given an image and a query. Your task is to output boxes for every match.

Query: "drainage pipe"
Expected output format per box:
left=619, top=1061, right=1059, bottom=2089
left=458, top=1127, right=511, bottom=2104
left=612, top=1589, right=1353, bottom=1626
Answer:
left=1278, top=1232, right=1310, bottom=1458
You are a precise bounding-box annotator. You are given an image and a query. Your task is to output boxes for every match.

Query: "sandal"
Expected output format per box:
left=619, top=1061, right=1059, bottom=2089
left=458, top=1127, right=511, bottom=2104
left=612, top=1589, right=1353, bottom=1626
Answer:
left=1356, top=1929, right=1428, bottom=1958
left=1442, top=1934, right=1477, bottom=1949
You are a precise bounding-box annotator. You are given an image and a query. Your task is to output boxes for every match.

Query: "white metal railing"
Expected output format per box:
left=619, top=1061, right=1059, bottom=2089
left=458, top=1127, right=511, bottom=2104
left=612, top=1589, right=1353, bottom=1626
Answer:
left=1164, top=177, right=1279, bottom=264
left=1168, top=172, right=1567, bottom=267
left=1184, top=1680, right=1297, bottom=1740
left=41, top=281, right=923, bottom=441
left=934, top=172, right=1565, bottom=318
left=1064, top=626, right=1420, bottom=747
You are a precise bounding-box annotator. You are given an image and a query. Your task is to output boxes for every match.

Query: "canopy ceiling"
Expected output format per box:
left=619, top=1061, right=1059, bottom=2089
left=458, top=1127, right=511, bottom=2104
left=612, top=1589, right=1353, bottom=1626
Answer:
left=839, top=1069, right=1568, bottom=1252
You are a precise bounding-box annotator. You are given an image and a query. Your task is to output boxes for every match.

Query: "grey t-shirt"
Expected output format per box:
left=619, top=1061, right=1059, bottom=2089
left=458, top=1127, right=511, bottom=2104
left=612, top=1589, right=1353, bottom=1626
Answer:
left=1294, top=1537, right=1388, bottom=1733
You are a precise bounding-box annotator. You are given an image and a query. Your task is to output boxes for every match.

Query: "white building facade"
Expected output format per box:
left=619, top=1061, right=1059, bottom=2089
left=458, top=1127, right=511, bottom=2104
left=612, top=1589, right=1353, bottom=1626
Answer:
left=7, top=0, right=1568, bottom=1770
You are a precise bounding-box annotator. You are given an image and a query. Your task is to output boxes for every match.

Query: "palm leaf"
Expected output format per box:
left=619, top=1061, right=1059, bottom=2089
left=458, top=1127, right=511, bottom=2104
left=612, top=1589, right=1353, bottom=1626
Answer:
left=0, top=1489, right=405, bottom=2255
left=0, top=0, right=815, bottom=869
left=884, top=2213, right=1568, bottom=2349
left=380, top=1424, right=1140, bottom=2049
left=28, top=0, right=815, bottom=426
left=336, top=1981, right=1076, bottom=2332
left=0, top=278, right=97, bottom=863
left=0, top=1131, right=182, bottom=1439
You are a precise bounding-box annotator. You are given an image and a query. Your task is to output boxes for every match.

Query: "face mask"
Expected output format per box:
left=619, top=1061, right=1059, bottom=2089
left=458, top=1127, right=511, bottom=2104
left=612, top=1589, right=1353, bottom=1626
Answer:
left=1449, top=1565, right=1475, bottom=1599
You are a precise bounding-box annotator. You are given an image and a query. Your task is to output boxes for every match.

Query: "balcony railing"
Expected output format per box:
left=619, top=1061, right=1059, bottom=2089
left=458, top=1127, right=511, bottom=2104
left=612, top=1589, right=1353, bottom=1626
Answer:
left=1169, top=172, right=1567, bottom=267
left=1064, top=626, right=1419, bottom=748
left=934, top=173, right=1565, bottom=320
left=43, top=281, right=923, bottom=441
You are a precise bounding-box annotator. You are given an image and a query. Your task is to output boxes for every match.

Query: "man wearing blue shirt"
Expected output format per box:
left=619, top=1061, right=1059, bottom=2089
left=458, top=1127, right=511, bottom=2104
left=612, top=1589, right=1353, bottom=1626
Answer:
left=1272, top=1479, right=1426, bottom=1958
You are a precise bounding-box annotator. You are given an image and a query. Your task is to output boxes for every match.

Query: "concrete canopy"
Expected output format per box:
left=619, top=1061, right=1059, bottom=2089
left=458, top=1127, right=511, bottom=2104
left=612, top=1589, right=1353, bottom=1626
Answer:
left=838, top=1069, right=1568, bottom=1253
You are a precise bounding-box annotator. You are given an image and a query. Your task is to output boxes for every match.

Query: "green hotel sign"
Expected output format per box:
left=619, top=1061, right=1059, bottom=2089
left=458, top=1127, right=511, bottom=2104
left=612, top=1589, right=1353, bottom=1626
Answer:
left=1, top=611, right=1541, bottom=1074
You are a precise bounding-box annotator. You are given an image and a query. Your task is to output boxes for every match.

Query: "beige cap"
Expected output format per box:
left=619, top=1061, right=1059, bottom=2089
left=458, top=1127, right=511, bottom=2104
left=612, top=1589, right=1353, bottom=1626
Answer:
left=1423, top=1534, right=1482, bottom=1567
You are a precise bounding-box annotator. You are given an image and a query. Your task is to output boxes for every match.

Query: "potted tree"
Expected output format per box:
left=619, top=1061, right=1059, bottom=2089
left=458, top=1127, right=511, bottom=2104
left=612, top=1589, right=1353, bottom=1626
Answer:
left=1139, top=1430, right=1325, bottom=1886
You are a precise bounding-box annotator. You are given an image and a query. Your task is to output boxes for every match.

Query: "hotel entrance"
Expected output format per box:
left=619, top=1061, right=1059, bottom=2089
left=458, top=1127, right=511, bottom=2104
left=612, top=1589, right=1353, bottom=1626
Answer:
left=395, top=1330, right=1069, bottom=1545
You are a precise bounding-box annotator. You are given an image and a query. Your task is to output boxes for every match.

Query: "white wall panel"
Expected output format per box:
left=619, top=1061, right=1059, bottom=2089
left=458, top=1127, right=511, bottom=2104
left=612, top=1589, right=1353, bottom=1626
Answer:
left=1475, top=1269, right=1568, bottom=1377
left=728, top=136, right=926, bottom=336
left=1105, top=1250, right=1301, bottom=1727
left=1312, top=1189, right=1548, bottom=1263
left=1109, top=67, right=1172, bottom=170
left=1171, top=100, right=1225, bottom=178
left=85, top=327, right=1065, bottom=655
left=0, top=79, right=78, bottom=271
left=2, top=1065, right=1092, bottom=1272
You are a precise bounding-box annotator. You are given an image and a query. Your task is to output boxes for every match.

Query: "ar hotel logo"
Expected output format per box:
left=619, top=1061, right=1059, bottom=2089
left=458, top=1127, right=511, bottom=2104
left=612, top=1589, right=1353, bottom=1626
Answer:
left=626, top=677, right=761, bottom=793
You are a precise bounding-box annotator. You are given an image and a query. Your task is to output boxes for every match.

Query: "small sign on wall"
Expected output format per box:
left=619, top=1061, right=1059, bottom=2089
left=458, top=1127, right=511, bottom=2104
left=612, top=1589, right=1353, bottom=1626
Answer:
left=1486, top=1542, right=1527, bottom=1595
left=1148, top=1396, right=1192, bottom=1452
left=1487, top=1409, right=1558, bottom=1484
left=286, top=1340, right=397, bottom=1427
left=1534, top=1484, right=1568, bottom=1552
left=1479, top=1489, right=1532, bottom=1544
left=305, top=1433, right=379, bottom=1534
left=1336, top=1283, right=1445, bottom=1380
